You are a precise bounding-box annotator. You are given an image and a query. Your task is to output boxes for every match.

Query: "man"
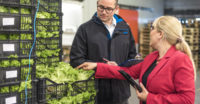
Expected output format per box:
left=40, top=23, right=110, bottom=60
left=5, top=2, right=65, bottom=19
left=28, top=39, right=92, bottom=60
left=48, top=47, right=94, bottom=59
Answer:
left=70, top=0, right=136, bottom=104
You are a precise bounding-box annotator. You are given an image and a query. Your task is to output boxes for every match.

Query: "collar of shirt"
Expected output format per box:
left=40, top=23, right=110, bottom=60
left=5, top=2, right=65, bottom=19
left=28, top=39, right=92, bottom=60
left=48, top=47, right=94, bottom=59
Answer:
left=104, top=17, right=116, bottom=38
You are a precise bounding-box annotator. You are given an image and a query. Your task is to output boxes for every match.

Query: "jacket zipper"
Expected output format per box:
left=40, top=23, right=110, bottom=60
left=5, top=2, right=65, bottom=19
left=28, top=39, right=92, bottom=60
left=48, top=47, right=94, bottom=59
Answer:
left=107, top=26, right=118, bottom=60
left=94, top=17, right=115, bottom=60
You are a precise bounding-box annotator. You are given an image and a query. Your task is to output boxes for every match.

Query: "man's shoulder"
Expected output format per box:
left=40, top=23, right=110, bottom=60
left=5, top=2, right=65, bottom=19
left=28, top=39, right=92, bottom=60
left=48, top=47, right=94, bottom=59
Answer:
left=79, top=19, right=96, bottom=28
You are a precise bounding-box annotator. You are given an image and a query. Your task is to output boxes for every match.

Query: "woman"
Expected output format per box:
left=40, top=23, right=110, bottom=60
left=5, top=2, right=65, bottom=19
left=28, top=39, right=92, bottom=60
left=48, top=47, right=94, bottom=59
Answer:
left=77, top=16, right=196, bottom=104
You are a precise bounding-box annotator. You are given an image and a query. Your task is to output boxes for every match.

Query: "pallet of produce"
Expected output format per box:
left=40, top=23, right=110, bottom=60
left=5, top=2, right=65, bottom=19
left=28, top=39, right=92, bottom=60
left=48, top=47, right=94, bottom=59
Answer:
left=36, top=62, right=96, bottom=104
left=37, top=78, right=95, bottom=104
left=0, top=0, right=35, bottom=6
left=35, top=38, right=61, bottom=65
left=0, top=80, right=37, bottom=104
left=38, top=0, right=62, bottom=13
left=0, top=55, right=35, bottom=85
left=71, top=75, right=95, bottom=96
left=0, top=39, right=35, bottom=58
left=0, top=5, right=34, bottom=33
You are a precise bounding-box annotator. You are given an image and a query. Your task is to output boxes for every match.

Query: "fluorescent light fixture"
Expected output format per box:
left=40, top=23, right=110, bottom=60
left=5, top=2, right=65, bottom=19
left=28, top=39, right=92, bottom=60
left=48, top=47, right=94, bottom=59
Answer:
left=185, top=20, right=188, bottom=23
left=196, top=18, right=200, bottom=21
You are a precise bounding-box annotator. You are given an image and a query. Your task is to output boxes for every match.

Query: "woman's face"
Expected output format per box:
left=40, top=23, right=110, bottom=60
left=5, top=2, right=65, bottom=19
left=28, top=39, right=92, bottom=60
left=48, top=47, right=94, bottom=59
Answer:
left=149, top=25, right=161, bottom=49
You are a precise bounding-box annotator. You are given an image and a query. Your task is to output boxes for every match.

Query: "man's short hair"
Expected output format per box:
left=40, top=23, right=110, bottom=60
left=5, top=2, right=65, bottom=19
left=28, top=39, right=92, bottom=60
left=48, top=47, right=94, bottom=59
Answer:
left=98, top=0, right=118, bottom=6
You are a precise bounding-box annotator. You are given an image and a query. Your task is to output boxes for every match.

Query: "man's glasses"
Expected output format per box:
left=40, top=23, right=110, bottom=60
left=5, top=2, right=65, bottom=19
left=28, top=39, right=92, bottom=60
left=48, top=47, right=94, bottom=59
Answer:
left=97, top=5, right=115, bottom=14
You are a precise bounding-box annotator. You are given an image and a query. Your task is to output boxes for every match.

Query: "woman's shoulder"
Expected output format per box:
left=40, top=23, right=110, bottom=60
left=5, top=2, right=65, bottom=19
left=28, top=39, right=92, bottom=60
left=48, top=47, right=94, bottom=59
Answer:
left=173, top=50, right=189, bottom=59
left=171, top=51, right=192, bottom=66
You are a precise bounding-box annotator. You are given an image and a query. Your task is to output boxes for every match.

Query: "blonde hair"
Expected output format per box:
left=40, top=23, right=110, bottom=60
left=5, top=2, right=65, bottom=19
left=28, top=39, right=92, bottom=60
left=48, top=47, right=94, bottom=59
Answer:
left=153, top=16, right=196, bottom=80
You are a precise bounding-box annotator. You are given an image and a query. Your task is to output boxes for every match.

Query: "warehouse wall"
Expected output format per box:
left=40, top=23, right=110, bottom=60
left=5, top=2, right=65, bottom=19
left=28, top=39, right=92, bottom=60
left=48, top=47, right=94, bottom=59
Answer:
left=165, top=0, right=200, bottom=10
left=81, top=0, right=164, bottom=53
left=62, top=0, right=83, bottom=46
left=82, top=0, right=164, bottom=28
left=62, top=0, right=164, bottom=46
left=62, top=1, right=82, bottom=33
left=119, top=0, right=164, bottom=28
left=82, top=0, right=97, bottom=22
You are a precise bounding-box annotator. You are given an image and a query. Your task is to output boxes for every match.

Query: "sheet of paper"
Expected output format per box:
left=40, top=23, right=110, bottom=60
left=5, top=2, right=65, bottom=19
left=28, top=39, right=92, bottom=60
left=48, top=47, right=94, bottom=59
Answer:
left=3, top=18, right=15, bottom=26
left=5, top=96, right=17, bottom=104
left=3, top=44, right=15, bottom=52
left=6, top=70, right=17, bottom=79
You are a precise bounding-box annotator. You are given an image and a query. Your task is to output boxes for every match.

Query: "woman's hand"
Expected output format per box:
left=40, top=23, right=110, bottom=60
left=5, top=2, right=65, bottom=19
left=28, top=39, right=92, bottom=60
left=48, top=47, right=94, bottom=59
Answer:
left=136, top=83, right=149, bottom=102
left=76, top=62, right=97, bottom=70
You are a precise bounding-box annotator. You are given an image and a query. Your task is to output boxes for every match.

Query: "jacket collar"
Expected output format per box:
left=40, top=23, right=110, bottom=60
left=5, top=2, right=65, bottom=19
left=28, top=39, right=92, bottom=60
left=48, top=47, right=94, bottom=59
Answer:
left=141, top=46, right=177, bottom=88
left=147, top=45, right=177, bottom=61
left=161, top=45, right=177, bottom=59
left=92, top=12, right=124, bottom=25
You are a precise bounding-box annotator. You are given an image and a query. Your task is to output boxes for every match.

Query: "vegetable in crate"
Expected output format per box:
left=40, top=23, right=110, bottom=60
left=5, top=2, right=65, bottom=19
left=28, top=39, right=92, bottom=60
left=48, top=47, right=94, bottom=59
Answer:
left=0, top=81, right=31, bottom=93
left=36, top=62, right=96, bottom=104
left=36, top=62, right=94, bottom=83
left=21, top=34, right=32, bottom=40
left=21, top=0, right=31, bottom=4
left=0, top=60, right=20, bottom=67
left=37, top=12, right=52, bottom=18
left=0, top=60, right=10, bottom=67
left=10, top=60, right=21, bottom=67
left=21, top=59, right=34, bottom=65
left=10, top=7, right=19, bottom=13
left=21, top=8, right=31, bottom=14
left=10, top=34, right=19, bottom=40
left=0, top=6, right=8, bottom=13
left=18, top=80, right=32, bottom=92
left=0, top=87, right=9, bottom=93
left=47, top=91, right=95, bottom=104
left=0, top=34, right=8, bottom=40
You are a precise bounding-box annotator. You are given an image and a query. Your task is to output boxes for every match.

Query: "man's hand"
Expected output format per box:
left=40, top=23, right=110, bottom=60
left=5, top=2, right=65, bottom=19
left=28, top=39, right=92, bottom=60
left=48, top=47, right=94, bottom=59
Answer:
left=103, top=58, right=118, bottom=66
left=76, top=62, right=97, bottom=70
left=107, top=61, right=118, bottom=66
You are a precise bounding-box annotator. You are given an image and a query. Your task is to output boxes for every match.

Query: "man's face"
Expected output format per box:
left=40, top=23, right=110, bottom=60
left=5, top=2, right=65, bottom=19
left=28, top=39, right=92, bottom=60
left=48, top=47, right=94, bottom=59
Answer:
left=97, top=0, right=118, bottom=23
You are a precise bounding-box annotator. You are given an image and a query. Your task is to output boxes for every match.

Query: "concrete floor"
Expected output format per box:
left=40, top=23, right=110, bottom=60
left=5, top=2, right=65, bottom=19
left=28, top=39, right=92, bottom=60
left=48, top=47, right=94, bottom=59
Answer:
left=128, top=70, right=200, bottom=104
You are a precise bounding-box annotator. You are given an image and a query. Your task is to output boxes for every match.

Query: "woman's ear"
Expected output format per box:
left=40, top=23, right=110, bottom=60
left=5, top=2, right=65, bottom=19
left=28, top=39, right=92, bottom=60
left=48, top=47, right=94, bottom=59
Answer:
left=159, top=31, right=164, bottom=39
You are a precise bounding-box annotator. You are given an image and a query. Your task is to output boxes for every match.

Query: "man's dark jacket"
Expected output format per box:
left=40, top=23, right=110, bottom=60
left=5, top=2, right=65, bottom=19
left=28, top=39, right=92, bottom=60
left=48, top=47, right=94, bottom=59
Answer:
left=70, top=13, right=136, bottom=104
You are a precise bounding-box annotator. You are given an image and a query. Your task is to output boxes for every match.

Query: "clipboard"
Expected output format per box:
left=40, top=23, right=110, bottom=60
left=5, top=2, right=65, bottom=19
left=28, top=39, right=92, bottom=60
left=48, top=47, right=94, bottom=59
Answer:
left=119, top=59, right=143, bottom=67
left=118, top=70, right=142, bottom=92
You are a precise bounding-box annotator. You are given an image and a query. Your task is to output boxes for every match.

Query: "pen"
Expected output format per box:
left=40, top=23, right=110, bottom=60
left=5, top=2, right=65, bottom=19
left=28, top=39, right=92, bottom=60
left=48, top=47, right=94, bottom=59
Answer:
left=102, top=58, right=109, bottom=62
left=119, top=59, right=143, bottom=66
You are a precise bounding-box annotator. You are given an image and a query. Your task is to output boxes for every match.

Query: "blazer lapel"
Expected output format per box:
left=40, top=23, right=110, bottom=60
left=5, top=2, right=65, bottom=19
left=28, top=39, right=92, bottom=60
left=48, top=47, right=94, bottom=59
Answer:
left=146, top=46, right=177, bottom=88
left=140, top=52, right=158, bottom=81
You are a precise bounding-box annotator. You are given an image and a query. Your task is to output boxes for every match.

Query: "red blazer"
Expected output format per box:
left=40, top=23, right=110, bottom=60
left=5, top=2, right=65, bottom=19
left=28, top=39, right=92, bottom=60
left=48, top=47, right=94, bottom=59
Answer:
left=95, top=46, right=195, bottom=104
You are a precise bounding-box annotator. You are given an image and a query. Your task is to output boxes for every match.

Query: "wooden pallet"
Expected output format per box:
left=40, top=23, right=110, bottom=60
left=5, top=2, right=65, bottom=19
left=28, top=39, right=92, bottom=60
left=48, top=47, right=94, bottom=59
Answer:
left=183, top=32, right=199, bottom=44
left=140, top=33, right=150, bottom=39
left=140, top=40, right=150, bottom=45
left=189, top=45, right=199, bottom=51
left=183, top=28, right=199, bottom=33
left=194, top=21, right=200, bottom=28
